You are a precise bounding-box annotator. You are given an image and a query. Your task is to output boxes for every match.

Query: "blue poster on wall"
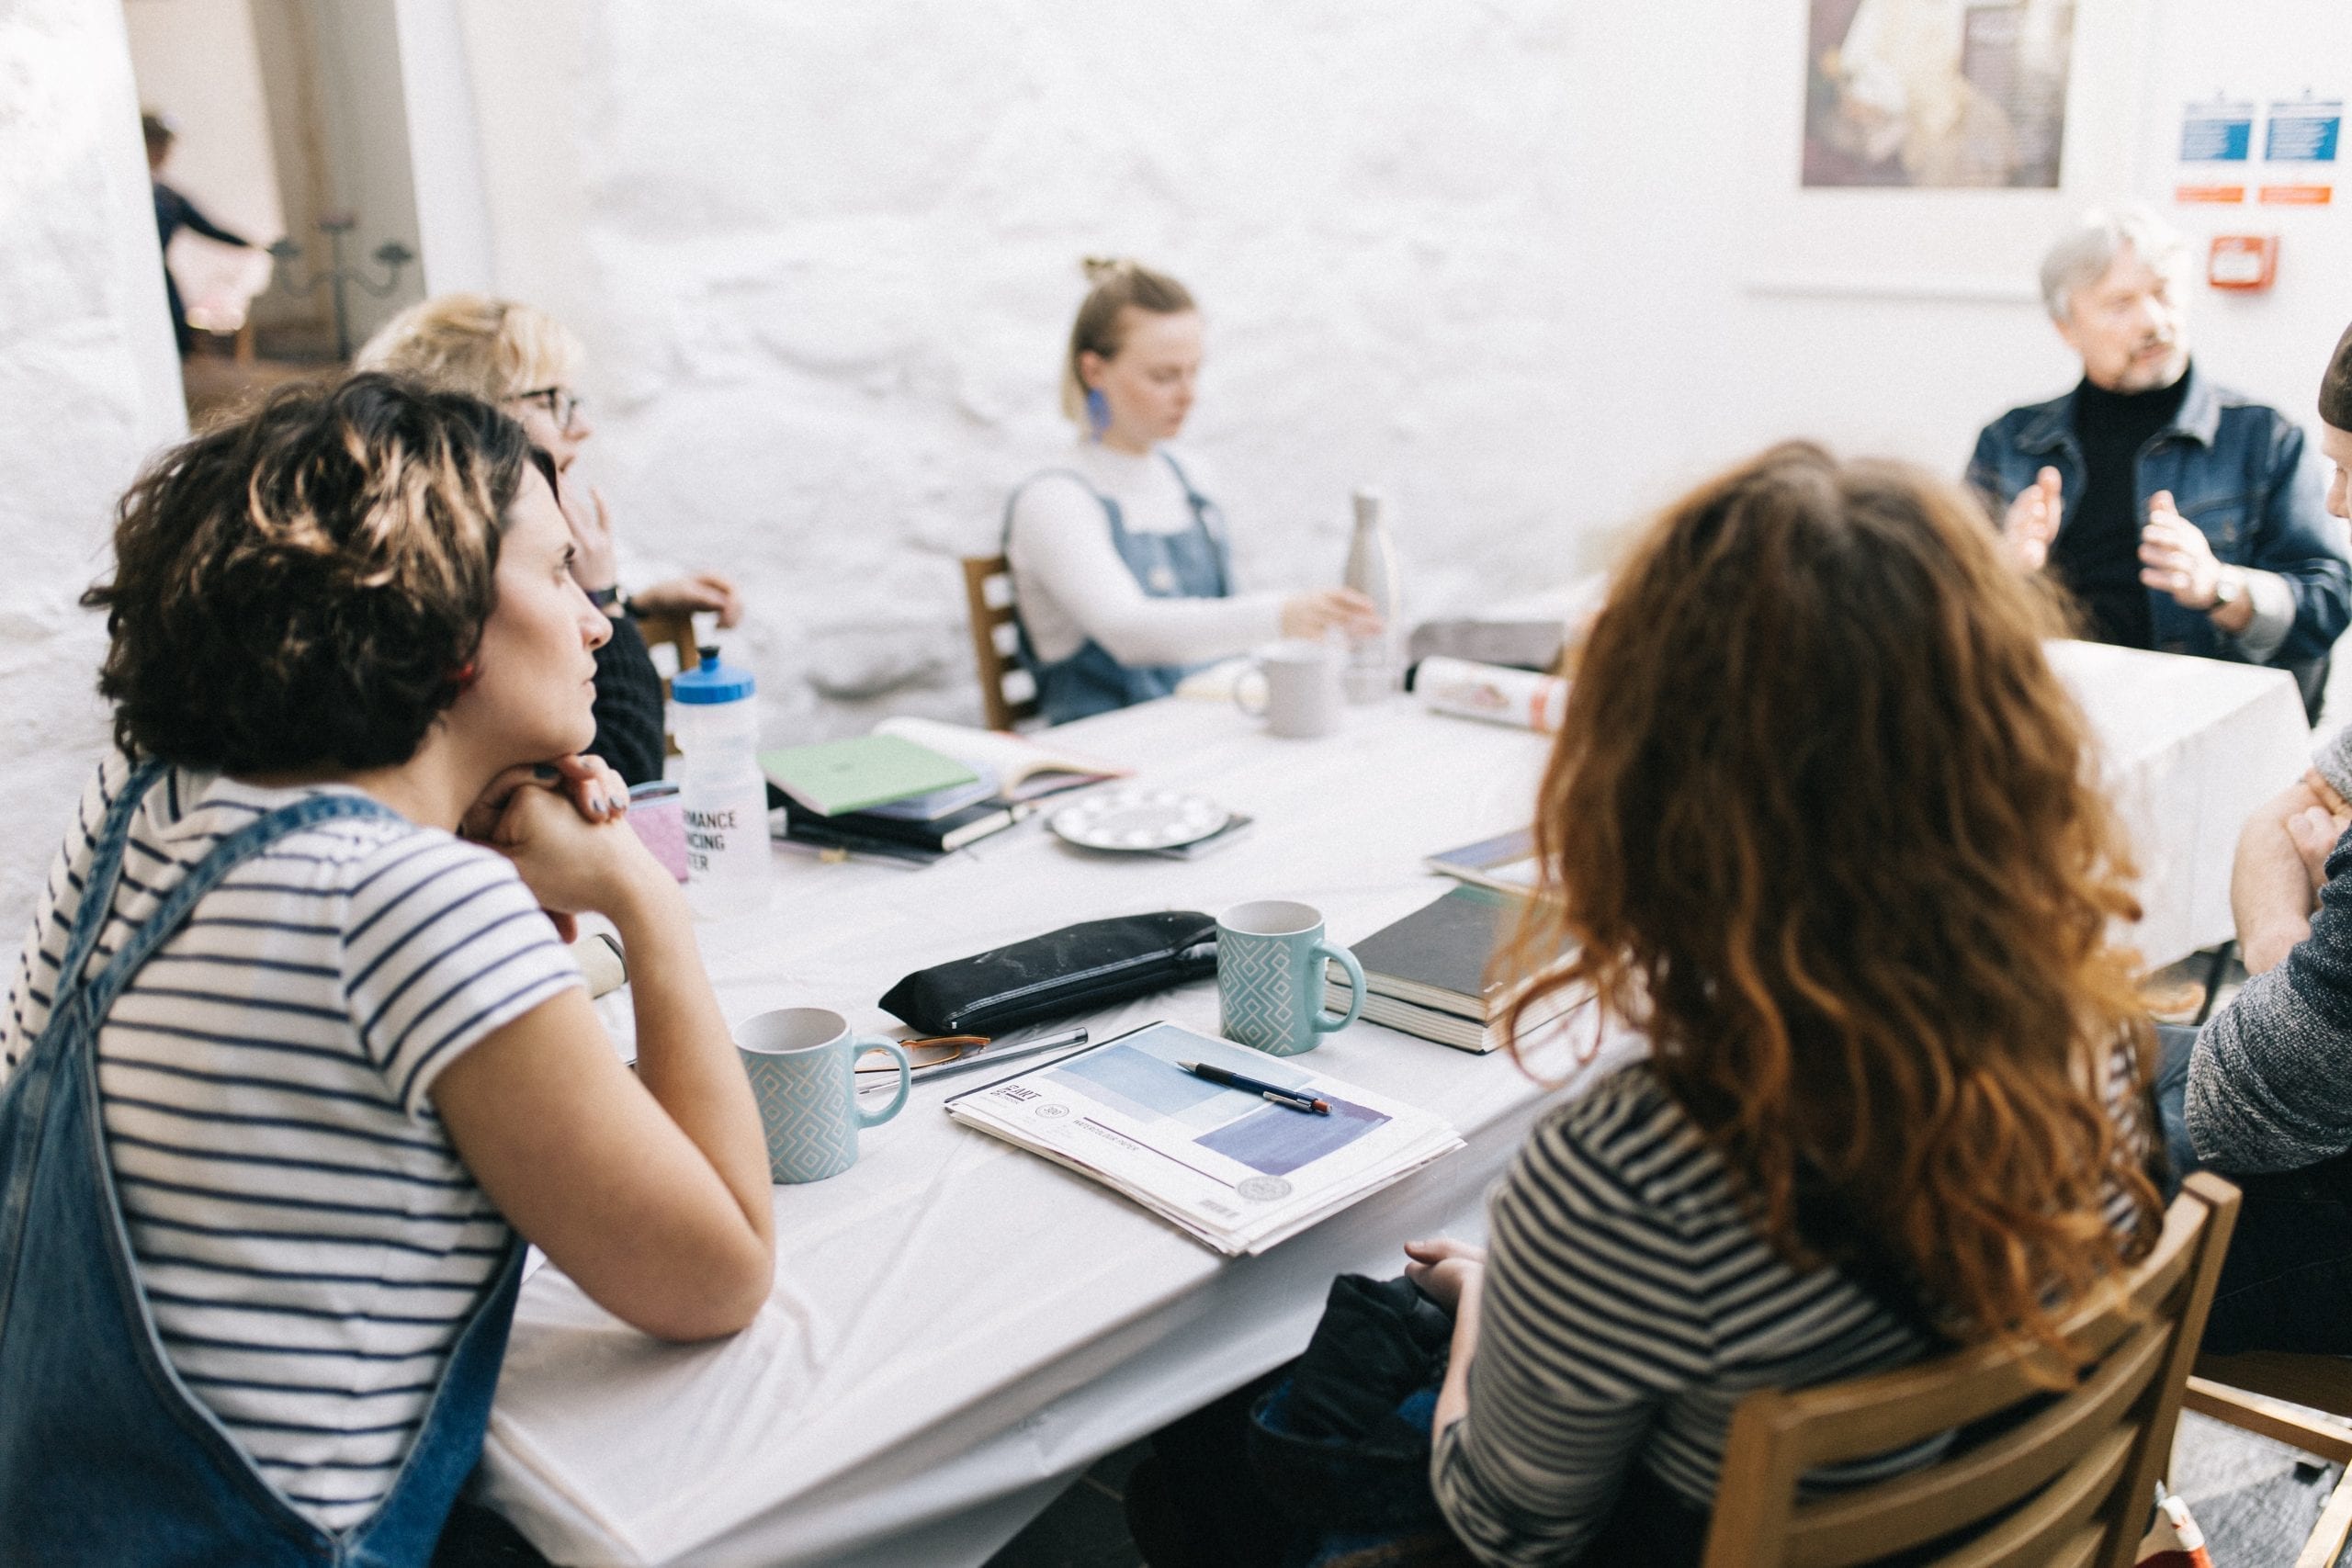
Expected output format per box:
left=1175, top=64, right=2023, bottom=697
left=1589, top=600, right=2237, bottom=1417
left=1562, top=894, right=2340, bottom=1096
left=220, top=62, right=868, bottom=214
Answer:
left=2267, top=99, right=2343, bottom=163
left=2182, top=99, right=2256, bottom=161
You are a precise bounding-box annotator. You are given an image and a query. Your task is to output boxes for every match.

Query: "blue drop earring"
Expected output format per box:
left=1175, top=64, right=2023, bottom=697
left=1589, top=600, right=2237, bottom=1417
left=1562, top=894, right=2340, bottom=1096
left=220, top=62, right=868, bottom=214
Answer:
left=1085, top=387, right=1111, bottom=441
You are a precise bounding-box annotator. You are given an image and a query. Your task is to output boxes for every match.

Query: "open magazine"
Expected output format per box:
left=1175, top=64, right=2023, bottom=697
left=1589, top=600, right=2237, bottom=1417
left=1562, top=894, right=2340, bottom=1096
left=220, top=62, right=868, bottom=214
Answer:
left=944, top=1021, right=1463, bottom=1255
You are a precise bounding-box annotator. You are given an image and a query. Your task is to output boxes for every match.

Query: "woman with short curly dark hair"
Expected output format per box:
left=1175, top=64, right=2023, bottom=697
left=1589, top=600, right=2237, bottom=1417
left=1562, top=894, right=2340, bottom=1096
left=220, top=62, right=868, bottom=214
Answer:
left=0, top=374, right=774, bottom=1565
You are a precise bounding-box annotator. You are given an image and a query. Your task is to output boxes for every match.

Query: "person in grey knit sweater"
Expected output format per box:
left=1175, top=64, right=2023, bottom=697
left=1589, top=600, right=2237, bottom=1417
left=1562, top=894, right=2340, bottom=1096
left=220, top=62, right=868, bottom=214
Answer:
left=2172, top=319, right=2352, bottom=1353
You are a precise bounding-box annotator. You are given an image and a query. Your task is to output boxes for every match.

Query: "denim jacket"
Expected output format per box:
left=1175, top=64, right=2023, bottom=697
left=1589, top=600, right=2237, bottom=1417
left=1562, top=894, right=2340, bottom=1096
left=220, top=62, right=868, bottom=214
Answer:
left=1966, top=365, right=2350, bottom=669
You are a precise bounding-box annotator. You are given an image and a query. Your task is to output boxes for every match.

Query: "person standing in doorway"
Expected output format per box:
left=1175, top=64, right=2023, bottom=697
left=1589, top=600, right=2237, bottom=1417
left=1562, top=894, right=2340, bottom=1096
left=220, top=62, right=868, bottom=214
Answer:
left=143, top=111, right=259, bottom=358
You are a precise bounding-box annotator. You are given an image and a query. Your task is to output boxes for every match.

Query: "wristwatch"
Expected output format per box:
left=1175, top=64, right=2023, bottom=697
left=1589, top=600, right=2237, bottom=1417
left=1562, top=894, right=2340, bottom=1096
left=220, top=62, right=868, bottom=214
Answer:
left=586, top=585, right=622, bottom=610
left=2210, top=567, right=2246, bottom=613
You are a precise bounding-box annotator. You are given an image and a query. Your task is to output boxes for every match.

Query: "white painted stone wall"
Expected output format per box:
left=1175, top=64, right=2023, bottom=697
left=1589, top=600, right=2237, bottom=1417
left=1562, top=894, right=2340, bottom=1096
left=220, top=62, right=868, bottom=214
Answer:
left=458, top=0, right=2351, bottom=755
left=0, top=0, right=186, bottom=920
left=477, top=1, right=1590, bottom=743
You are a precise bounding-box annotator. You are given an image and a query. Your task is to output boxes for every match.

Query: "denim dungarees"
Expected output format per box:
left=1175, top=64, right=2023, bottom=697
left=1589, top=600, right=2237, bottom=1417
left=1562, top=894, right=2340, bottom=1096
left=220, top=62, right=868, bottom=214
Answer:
left=0, top=761, right=526, bottom=1566
left=1008, top=451, right=1235, bottom=725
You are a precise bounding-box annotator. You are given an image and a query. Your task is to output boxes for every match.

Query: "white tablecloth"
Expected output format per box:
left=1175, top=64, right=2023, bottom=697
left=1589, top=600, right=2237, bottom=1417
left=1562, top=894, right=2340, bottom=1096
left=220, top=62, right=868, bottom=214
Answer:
left=2044, top=640, right=2312, bottom=969
left=480, top=641, right=2309, bottom=1566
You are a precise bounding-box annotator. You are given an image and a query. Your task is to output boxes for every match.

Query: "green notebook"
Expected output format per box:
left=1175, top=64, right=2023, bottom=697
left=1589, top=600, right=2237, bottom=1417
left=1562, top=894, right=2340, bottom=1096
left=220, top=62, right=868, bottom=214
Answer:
left=759, top=735, right=978, bottom=818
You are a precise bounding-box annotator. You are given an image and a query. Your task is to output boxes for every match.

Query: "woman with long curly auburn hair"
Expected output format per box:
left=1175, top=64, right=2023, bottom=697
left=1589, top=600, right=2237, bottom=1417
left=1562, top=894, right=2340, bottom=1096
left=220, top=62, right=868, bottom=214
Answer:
left=1396, top=443, right=2165, bottom=1565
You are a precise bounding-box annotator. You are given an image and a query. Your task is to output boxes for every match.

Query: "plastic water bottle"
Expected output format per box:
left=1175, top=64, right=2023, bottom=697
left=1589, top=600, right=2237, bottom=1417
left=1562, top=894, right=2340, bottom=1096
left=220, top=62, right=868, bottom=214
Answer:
left=671, top=646, right=769, bottom=919
left=1341, top=488, right=1402, bottom=703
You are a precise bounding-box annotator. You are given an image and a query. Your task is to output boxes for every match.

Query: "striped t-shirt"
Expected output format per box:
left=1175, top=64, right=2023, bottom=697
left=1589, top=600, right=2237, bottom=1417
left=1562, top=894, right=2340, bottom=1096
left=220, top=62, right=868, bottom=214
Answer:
left=1, top=751, right=581, bottom=1532
left=1432, top=1059, right=2147, bottom=1565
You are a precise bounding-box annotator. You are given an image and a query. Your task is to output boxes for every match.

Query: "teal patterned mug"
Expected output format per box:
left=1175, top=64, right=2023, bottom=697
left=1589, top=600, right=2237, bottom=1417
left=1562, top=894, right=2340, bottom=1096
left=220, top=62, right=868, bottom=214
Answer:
left=1217, top=900, right=1366, bottom=1057
left=733, top=1007, right=911, bottom=1184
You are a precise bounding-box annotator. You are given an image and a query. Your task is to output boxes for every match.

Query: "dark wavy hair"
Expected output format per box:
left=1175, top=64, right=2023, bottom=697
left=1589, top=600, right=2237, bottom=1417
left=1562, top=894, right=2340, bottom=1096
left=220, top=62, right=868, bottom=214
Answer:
left=1501, top=442, right=2161, bottom=1366
left=84, top=373, right=547, bottom=773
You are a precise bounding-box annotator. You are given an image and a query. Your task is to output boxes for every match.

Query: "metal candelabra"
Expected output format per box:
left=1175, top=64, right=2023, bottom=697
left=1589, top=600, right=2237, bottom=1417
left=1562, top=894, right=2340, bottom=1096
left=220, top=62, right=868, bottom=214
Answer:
left=268, top=212, right=416, bottom=362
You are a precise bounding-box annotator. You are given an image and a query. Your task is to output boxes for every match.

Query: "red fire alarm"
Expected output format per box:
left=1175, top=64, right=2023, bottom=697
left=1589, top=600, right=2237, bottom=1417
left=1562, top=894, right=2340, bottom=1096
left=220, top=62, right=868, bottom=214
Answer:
left=2209, top=233, right=2279, bottom=291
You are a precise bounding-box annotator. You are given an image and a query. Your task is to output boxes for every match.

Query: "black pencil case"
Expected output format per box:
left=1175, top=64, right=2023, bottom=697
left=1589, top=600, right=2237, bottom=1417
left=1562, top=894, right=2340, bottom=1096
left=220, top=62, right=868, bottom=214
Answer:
left=877, top=910, right=1219, bottom=1037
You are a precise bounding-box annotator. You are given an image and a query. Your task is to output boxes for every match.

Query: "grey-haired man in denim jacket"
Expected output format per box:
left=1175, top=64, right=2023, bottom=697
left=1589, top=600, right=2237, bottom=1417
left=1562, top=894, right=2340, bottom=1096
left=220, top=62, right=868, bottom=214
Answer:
left=1969, top=208, right=2347, bottom=716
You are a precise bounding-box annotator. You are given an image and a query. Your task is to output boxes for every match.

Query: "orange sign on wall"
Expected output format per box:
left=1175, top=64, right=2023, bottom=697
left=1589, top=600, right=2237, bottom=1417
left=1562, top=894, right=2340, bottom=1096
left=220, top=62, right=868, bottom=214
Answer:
left=2176, top=184, right=2246, bottom=203
left=2258, top=184, right=2334, bottom=205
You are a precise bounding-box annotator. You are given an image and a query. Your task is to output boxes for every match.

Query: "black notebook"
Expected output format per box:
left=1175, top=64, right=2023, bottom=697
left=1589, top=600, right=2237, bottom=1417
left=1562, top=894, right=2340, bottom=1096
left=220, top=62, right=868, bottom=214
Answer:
left=1330, top=884, right=1580, bottom=1054
left=781, top=795, right=1020, bottom=852
left=1349, top=884, right=1515, bottom=1019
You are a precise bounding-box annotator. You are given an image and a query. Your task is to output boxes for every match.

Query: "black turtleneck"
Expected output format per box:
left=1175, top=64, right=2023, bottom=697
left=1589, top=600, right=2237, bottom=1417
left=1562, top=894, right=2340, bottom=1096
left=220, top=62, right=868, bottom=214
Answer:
left=2054, top=367, right=2190, bottom=649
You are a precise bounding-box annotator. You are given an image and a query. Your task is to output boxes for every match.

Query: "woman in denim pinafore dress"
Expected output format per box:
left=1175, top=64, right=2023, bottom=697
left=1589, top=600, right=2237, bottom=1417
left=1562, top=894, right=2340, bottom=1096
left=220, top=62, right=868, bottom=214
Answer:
left=0, top=376, right=775, bottom=1564
left=1005, top=259, right=1382, bottom=727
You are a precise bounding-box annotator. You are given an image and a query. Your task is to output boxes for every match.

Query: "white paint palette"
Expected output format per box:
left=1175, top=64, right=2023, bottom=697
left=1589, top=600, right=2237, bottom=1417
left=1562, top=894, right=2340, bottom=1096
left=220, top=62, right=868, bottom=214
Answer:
left=1047, top=787, right=1230, bottom=852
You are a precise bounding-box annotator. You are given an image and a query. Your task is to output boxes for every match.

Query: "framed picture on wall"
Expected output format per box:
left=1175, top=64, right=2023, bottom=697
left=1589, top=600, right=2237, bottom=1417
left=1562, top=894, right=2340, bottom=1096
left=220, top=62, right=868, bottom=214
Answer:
left=1742, top=0, right=2146, bottom=299
left=1802, top=0, right=2076, bottom=188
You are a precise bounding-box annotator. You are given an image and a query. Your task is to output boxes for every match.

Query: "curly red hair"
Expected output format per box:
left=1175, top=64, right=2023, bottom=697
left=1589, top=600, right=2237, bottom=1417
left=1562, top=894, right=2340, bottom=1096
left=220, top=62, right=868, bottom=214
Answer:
left=1502, top=442, right=2160, bottom=1362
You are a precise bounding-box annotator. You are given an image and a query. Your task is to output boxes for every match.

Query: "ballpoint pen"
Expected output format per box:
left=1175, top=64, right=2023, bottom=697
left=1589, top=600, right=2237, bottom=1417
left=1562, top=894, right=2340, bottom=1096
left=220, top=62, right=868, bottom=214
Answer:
left=1177, top=1059, right=1330, bottom=1114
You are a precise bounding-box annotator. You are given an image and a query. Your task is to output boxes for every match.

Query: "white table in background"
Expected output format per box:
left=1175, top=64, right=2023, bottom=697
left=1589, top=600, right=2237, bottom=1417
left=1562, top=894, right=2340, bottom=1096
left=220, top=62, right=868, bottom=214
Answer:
left=2044, top=640, right=2312, bottom=969
left=481, top=695, right=1612, bottom=1568
left=479, top=641, right=2310, bottom=1566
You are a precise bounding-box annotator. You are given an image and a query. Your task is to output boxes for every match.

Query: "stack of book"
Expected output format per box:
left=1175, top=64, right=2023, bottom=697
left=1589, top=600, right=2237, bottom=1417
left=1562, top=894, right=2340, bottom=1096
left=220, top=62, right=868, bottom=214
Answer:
left=761, top=721, right=1130, bottom=864
left=1329, top=883, right=1574, bottom=1053
left=944, top=1021, right=1463, bottom=1255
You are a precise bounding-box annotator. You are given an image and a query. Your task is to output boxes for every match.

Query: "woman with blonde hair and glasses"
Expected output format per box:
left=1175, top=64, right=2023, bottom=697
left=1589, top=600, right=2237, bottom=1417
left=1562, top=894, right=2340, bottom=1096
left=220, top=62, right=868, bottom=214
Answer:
left=1134, top=445, right=2164, bottom=1568
left=358, top=294, right=744, bottom=784
left=1006, top=258, right=1383, bottom=724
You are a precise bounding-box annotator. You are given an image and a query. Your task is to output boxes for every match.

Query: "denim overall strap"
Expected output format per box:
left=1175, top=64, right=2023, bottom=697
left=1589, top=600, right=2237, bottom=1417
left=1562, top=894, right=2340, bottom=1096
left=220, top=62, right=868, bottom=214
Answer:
left=1155, top=450, right=1234, bottom=598
left=0, top=780, right=523, bottom=1568
left=1005, top=460, right=1235, bottom=724
left=0, top=760, right=164, bottom=1327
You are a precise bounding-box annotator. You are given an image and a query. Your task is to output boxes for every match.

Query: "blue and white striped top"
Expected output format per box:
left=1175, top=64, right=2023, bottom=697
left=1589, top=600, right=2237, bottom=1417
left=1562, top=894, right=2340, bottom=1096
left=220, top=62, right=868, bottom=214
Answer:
left=1432, top=1059, right=2145, bottom=1565
left=1, top=751, right=581, bottom=1532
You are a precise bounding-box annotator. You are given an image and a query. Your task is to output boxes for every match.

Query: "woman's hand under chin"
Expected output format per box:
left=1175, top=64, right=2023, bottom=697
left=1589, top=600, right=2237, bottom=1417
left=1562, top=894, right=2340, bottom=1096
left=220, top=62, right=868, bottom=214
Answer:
left=461, top=755, right=640, bottom=942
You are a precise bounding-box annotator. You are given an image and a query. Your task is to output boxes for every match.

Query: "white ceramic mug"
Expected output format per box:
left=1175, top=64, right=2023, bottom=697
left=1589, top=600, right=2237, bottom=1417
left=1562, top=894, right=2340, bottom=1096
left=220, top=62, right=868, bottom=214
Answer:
left=1234, top=639, right=1344, bottom=739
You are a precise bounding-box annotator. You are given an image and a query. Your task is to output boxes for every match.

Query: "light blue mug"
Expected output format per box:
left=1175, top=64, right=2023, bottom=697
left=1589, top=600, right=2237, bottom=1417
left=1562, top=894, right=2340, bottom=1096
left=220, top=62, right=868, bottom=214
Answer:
left=1218, top=899, right=1366, bottom=1057
left=733, top=1007, right=911, bottom=1184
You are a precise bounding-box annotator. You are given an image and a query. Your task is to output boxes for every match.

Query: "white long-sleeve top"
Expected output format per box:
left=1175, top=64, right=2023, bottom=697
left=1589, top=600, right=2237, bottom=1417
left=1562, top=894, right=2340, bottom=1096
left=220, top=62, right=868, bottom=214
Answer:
left=1005, top=442, right=1284, bottom=667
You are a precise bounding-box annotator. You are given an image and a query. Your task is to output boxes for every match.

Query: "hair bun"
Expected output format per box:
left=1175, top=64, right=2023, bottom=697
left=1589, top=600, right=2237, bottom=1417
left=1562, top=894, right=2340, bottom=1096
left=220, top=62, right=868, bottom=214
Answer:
left=1080, top=255, right=1135, bottom=285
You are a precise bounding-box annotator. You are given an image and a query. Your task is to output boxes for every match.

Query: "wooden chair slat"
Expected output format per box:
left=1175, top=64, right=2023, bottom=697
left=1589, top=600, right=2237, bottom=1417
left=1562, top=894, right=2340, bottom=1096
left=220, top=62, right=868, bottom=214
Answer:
left=1781, top=1322, right=2165, bottom=1564
left=1781, top=1193, right=2204, bottom=1471
left=2296, top=1471, right=2352, bottom=1568
left=1914, top=1426, right=2132, bottom=1568
left=2184, top=1378, right=2352, bottom=1465
left=1700, top=1173, right=2240, bottom=1568
left=960, top=555, right=1040, bottom=732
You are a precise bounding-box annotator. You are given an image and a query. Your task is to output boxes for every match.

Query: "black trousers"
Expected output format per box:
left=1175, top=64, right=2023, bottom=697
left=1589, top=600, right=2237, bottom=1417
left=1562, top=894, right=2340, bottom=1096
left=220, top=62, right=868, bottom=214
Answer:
left=2157, top=1022, right=2352, bottom=1355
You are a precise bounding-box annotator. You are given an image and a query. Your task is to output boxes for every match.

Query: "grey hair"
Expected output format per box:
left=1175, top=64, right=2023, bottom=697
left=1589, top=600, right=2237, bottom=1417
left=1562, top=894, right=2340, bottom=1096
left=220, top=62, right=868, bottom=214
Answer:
left=2039, top=206, right=2190, bottom=322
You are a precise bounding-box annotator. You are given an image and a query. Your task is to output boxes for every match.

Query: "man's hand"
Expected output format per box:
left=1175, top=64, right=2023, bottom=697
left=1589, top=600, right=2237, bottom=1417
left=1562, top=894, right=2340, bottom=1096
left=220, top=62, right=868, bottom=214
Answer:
left=2001, top=467, right=2062, bottom=571
left=2234, top=769, right=2347, bottom=976
left=634, top=572, right=745, bottom=628
left=2289, top=807, right=2345, bottom=895
left=2139, top=491, right=2224, bottom=610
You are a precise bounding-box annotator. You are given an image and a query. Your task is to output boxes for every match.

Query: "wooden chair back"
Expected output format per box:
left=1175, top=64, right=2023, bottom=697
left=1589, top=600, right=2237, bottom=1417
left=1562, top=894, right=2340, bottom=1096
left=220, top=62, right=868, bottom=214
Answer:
left=960, top=555, right=1040, bottom=731
left=2185, top=1351, right=2352, bottom=1566
left=631, top=609, right=703, bottom=758
left=1702, top=1171, right=2240, bottom=1568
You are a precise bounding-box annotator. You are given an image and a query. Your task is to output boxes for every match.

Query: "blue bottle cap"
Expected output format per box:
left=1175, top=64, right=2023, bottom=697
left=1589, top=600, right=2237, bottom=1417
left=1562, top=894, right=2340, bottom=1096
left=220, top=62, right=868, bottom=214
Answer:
left=671, top=646, right=756, bottom=705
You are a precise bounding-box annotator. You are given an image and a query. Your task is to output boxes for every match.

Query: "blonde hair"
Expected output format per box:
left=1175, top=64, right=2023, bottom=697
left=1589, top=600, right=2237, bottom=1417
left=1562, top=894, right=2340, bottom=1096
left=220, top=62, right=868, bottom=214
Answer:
left=355, top=293, right=584, bottom=404
left=1059, top=258, right=1195, bottom=425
